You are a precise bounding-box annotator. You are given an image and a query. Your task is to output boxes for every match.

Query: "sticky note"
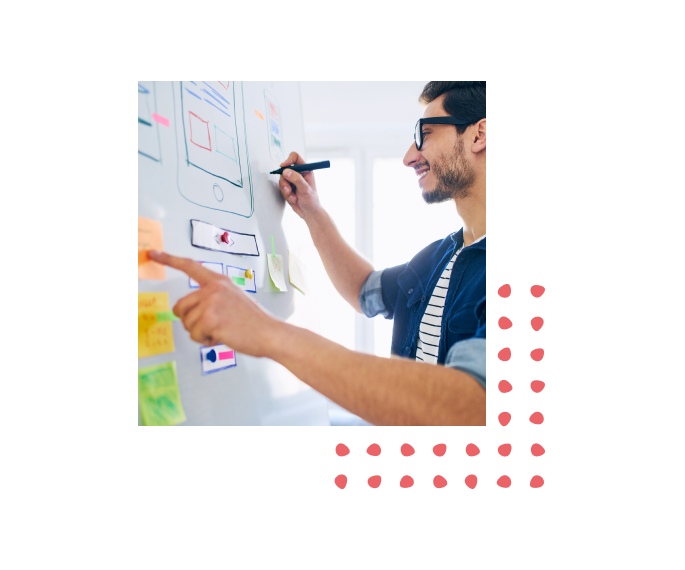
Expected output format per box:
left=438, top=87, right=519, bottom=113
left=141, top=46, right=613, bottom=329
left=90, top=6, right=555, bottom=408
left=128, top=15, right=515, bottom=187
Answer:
left=288, top=251, right=309, bottom=295
left=138, top=361, right=186, bottom=426
left=138, top=217, right=166, bottom=280
left=232, top=277, right=245, bottom=286
left=139, top=292, right=175, bottom=358
left=200, top=344, right=237, bottom=374
left=155, top=311, right=179, bottom=322
left=255, top=109, right=264, bottom=120
left=268, top=254, right=287, bottom=292
left=151, top=113, right=170, bottom=127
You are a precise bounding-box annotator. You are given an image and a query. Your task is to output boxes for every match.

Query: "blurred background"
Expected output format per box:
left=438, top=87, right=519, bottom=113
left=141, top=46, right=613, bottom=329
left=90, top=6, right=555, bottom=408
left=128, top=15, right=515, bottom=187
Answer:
left=282, top=82, right=465, bottom=424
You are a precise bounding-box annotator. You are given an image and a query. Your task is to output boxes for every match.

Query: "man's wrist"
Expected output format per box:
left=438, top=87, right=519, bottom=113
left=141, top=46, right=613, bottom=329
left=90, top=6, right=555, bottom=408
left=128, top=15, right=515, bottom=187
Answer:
left=304, top=208, right=330, bottom=235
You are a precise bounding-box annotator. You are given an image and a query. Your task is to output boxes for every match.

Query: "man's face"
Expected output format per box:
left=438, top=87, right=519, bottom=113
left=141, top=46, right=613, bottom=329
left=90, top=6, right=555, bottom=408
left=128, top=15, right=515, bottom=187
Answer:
left=403, top=95, right=476, bottom=204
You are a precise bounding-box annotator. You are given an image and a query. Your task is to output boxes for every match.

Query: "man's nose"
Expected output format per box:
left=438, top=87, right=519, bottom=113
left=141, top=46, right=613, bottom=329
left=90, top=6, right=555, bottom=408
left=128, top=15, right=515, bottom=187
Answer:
left=403, top=142, right=421, bottom=167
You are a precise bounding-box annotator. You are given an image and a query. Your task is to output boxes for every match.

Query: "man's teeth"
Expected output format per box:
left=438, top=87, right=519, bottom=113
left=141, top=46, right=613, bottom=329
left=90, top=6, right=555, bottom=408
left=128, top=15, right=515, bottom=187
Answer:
left=418, top=171, right=428, bottom=180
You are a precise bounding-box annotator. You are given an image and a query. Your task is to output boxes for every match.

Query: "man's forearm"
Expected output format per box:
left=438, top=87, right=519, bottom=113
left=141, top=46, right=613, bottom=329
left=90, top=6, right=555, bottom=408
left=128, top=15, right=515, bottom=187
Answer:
left=268, top=321, right=486, bottom=426
left=306, top=210, right=374, bottom=313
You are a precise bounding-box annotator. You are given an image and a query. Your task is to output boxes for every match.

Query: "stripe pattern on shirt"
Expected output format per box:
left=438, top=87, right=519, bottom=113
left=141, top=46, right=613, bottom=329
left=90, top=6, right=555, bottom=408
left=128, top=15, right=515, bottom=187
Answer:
left=416, top=246, right=463, bottom=364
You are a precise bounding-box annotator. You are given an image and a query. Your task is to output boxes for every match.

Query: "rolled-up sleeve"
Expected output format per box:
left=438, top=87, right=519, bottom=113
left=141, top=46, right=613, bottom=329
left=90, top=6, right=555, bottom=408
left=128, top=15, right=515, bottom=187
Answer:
left=358, top=270, right=391, bottom=319
left=446, top=301, right=486, bottom=389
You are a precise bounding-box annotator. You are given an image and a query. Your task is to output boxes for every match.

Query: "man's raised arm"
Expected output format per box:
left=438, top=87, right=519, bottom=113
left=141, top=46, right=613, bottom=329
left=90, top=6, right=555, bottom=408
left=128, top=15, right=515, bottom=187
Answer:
left=278, top=151, right=374, bottom=313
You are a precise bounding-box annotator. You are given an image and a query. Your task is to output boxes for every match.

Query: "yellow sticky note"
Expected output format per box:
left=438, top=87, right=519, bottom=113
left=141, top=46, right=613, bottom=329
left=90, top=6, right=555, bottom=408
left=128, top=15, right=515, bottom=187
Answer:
left=138, top=361, right=186, bottom=426
left=267, top=254, right=287, bottom=292
left=138, top=292, right=175, bottom=358
left=288, top=250, right=308, bottom=295
left=138, top=216, right=166, bottom=280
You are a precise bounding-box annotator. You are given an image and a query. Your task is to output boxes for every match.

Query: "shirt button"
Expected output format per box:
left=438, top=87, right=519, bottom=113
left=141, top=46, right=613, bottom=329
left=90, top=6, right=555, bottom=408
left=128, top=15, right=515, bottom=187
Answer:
left=421, top=295, right=426, bottom=302
left=408, top=288, right=414, bottom=294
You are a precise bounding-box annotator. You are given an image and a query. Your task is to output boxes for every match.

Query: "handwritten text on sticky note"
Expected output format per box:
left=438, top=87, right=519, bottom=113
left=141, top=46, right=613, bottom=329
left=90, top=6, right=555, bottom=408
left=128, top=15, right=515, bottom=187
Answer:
left=138, top=292, right=175, bottom=358
left=138, top=361, right=186, bottom=426
left=138, top=217, right=165, bottom=280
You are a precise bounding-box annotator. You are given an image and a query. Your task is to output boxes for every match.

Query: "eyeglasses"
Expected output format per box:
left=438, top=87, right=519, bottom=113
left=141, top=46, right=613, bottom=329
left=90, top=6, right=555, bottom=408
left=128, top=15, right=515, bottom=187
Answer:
left=414, top=117, right=474, bottom=150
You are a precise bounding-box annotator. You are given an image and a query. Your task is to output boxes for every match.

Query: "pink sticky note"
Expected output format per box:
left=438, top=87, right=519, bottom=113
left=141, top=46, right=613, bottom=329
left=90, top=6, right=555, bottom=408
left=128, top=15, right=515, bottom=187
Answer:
left=152, top=113, right=170, bottom=127
left=219, top=350, right=234, bottom=360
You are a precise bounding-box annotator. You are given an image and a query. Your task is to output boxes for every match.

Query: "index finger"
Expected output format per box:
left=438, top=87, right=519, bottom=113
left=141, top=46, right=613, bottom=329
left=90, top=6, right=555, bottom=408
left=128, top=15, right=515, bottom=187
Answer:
left=148, top=250, right=218, bottom=287
left=280, top=151, right=306, bottom=167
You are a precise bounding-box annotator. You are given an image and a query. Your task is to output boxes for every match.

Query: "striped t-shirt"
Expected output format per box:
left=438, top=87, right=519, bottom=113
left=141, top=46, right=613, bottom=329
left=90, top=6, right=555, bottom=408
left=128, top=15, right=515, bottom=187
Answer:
left=415, top=235, right=486, bottom=364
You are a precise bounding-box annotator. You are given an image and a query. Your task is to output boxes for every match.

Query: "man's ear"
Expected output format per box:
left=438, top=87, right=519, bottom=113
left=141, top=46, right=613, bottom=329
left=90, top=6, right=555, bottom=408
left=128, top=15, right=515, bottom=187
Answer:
left=472, top=119, right=486, bottom=154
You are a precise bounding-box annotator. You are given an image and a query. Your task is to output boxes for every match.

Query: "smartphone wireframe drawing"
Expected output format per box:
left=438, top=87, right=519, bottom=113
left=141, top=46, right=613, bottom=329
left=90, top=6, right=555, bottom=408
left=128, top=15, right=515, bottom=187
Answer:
left=264, top=90, right=285, bottom=165
left=174, top=81, right=254, bottom=218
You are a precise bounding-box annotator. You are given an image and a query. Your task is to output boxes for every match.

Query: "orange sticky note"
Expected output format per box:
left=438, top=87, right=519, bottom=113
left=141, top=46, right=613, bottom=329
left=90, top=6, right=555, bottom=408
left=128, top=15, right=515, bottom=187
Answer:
left=255, top=109, right=264, bottom=120
left=138, top=216, right=166, bottom=280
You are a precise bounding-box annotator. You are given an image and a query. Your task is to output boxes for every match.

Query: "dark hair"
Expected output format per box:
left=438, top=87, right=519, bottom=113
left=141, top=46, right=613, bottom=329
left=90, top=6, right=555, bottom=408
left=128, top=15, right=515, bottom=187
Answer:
left=419, top=81, right=486, bottom=134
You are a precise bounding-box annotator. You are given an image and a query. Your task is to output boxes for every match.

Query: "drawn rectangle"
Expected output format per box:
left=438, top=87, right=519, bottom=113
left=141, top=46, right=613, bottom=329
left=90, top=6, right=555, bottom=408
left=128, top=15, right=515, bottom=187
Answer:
left=190, top=219, right=259, bottom=257
left=215, top=126, right=237, bottom=161
left=189, top=261, right=224, bottom=288
left=200, top=344, right=237, bottom=374
left=225, top=264, right=257, bottom=293
left=189, top=111, right=211, bottom=150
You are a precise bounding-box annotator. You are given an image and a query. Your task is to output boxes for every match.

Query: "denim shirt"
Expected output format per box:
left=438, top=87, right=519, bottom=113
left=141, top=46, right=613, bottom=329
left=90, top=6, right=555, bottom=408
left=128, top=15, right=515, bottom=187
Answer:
left=359, top=229, right=486, bottom=384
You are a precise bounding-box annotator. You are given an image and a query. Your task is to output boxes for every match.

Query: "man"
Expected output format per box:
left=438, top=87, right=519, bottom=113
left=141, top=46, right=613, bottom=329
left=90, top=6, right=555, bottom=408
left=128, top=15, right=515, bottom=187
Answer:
left=150, top=81, right=486, bottom=426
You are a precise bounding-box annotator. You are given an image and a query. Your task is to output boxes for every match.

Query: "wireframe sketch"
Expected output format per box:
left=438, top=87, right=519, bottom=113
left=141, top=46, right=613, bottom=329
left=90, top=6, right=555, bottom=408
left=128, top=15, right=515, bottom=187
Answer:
left=138, top=82, right=161, bottom=161
left=264, top=90, right=284, bottom=164
left=174, top=81, right=253, bottom=218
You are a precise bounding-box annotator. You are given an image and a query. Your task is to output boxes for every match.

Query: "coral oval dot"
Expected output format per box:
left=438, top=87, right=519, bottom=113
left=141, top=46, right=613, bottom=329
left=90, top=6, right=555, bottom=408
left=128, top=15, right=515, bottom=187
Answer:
left=335, top=443, right=350, bottom=456
left=498, top=444, right=512, bottom=457
left=531, top=317, right=544, bottom=331
left=530, top=475, right=545, bottom=488
left=531, top=380, right=545, bottom=393
left=368, top=475, right=381, bottom=488
left=498, top=316, right=512, bottom=329
left=465, top=443, right=480, bottom=456
left=531, top=444, right=545, bottom=456
left=530, top=348, right=544, bottom=361
left=401, top=443, right=415, bottom=456
left=335, top=474, right=347, bottom=489
left=433, top=475, right=448, bottom=488
left=465, top=474, right=478, bottom=489
left=433, top=443, right=446, bottom=457
left=498, top=348, right=511, bottom=361
left=529, top=412, right=544, bottom=425
left=498, top=412, right=511, bottom=426
left=498, top=284, right=511, bottom=298
left=400, top=475, right=414, bottom=488
left=498, top=380, right=512, bottom=393
left=497, top=475, right=511, bottom=488
left=531, top=285, right=545, bottom=297
left=367, top=443, right=381, bottom=456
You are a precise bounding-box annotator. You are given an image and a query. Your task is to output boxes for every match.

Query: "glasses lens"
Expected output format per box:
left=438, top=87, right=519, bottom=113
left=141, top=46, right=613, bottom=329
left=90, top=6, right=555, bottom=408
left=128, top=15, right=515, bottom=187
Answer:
left=415, top=121, right=421, bottom=149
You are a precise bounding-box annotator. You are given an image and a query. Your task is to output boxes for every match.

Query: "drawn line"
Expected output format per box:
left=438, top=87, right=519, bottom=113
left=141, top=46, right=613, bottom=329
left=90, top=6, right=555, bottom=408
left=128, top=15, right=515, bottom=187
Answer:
left=185, top=88, right=201, bottom=100
left=202, top=82, right=231, bottom=105
left=138, top=117, right=152, bottom=127
left=203, top=99, right=231, bottom=117
left=190, top=81, right=198, bottom=85
left=201, top=88, right=228, bottom=109
left=138, top=83, right=149, bottom=94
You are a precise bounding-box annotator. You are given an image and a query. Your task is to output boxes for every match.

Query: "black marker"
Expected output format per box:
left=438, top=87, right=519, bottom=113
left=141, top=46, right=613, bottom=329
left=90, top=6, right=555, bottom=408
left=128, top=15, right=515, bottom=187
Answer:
left=269, top=160, right=330, bottom=176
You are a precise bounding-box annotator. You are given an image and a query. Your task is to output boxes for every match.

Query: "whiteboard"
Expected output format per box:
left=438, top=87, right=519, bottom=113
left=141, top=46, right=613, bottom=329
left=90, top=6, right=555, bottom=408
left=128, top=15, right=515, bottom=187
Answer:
left=138, top=81, right=330, bottom=426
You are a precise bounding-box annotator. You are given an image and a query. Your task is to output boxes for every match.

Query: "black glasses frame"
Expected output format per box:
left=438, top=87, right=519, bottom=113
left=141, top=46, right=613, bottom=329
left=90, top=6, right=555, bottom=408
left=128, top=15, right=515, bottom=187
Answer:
left=414, top=117, right=475, bottom=150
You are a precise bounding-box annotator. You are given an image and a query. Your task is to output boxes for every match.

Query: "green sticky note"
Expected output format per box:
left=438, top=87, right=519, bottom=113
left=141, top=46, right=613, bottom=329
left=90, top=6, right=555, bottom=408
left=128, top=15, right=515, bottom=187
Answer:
left=232, top=276, right=246, bottom=286
left=138, top=362, right=186, bottom=426
left=156, top=311, right=179, bottom=322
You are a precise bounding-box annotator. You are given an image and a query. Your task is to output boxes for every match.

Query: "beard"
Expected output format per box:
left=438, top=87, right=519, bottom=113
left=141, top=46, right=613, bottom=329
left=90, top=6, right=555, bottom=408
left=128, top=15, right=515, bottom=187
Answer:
left=421, top=135, right=476, bottom=204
